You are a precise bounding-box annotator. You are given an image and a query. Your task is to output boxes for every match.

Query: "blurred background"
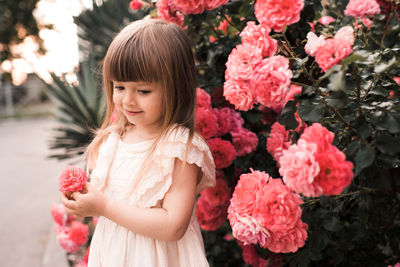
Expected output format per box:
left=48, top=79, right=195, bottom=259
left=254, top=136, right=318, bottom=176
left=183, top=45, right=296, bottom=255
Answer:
left=0, top=0, right=146, bottom=266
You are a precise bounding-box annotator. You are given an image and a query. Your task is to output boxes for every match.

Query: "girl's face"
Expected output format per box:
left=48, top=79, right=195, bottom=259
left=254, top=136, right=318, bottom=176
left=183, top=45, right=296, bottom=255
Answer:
left=112, top=81, right=163, bottom=132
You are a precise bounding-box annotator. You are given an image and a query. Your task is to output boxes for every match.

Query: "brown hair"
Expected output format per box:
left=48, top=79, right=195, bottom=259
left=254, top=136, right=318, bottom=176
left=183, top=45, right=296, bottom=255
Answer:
left=86, top=19, right=198, bottom=193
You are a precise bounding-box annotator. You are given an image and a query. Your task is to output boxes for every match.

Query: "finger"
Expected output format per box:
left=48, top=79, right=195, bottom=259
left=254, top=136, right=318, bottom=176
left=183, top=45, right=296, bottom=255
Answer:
left=64, top=207, right=75, bottom=216
left=62, top=197, right=76, bottom=210
left=71, top=191, right=81, bottom=201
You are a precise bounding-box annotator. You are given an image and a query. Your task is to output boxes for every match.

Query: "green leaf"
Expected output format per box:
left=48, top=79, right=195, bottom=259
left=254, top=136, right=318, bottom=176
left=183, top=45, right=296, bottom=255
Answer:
left=340, top=50, right=369, bottom=65
left=354, top=145, right=375, bottom=176
left=375, top=133, right=400, bottom=156
left=326, top=90, right=348, bottom=108
left=374, top=57, right=398, bottom=73
left=298, top=98, right=325, bottom=122
left=327, top=70, right=345, bottom=91
left=278, top=101, right=298, bottom=130
left=323, top=214, right=342, bottom=232
left=357, top=124, right=373, bottom=139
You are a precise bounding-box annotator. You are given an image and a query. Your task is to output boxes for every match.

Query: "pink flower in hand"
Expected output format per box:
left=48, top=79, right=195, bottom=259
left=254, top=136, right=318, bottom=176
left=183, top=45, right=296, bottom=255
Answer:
left=59, top=166, right=87, bottom=192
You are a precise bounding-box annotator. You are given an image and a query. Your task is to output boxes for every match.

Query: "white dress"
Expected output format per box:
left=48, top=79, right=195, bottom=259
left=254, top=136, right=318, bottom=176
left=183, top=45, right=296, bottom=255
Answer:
left=87, top=126, right=216, bottom=267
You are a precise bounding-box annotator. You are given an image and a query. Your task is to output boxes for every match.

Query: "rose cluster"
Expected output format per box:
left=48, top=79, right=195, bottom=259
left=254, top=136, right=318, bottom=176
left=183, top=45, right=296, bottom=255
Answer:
left=279, top=123, right=354, bottom=197
left=223, top=19, right=296, bottom=111
left=228, top=170, right=308, bottom=253
left=50, top=203, right=89, bottom=253
left=196, top=174, right=231, bottom=231
left=196, top=88, right=259, bottom=169
left=156, top=0, right=228, bottom=26
left=305, top=25, right=354, bottom=72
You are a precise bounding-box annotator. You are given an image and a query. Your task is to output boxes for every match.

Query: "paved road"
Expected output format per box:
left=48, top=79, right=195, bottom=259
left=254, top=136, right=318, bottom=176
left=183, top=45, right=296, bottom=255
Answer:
left=0, top=117, right=70, bottom=267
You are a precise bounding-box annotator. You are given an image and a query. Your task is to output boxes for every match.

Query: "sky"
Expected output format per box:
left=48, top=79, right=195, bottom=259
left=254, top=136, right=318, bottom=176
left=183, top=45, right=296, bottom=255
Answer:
left=1, top=0, right=93, bottom=85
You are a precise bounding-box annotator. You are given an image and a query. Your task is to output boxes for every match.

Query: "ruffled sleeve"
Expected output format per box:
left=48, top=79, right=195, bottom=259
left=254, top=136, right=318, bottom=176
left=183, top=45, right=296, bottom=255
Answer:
left=90, top=132, right=119, bottom=191
left=132, top=126, right=216, bottom=208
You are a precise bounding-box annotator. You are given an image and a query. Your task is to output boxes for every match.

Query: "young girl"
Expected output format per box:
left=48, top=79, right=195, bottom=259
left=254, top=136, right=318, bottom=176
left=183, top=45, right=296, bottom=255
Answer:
left=61, top=19, right=216, bottom=266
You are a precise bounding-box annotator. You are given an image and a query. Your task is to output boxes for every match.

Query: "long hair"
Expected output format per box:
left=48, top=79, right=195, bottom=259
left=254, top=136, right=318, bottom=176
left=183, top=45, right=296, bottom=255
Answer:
left=86, top=19, right=198, bottom=193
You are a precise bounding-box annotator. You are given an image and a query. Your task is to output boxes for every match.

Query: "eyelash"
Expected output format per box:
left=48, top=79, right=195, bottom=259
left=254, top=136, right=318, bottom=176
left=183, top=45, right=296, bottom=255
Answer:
left=114, top=86, right=151, bottom=94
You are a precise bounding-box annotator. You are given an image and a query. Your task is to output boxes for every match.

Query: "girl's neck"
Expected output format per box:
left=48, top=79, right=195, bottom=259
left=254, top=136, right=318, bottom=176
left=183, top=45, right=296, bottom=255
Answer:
left=122, top=124, right=162, bottom=144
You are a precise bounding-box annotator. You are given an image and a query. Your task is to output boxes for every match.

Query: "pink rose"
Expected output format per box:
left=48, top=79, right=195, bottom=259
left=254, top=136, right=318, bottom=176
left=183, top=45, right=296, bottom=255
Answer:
left=279, top=140, right=322, bottom=197
left=273, top=83, right=303, bottom=113
left=196, top=178, right=231, bottom=231
left=238, top=242, right=269, bottom=267
left=228, top=210, right=269, bottom=247
left=59, top=166, right=87, bottom=192
left=230, top=170, right=270, bottom=214
left=196, top=198, right=226, bottom=231
left=170, top=0, right=206, bottom=14
left=344, top=0, right=381, bottom=18
left=208, top=138, right=237, bottom=169
left=229, top=108, right=245, bottom=130
left=195, top=107, right=219, bottom=139
left=255, top=0, right=305, bottom=32
left=266, top=220, right=308, bottom=253
left=393, top=76, right=400, bottom=85
left=240, top=21, right=277, bottom=58
left=251, top=56, right=292, bottom=109
left=300, top=123, right=334, bottom=153
left=267, top=122, right=291, bottom=163
left=315, top=38, right=353, bottom=72
left=200, top=178, right=231, bottom=207
left=204, top=0, right=228, bottom=11
left=231, top=127, right=259, bottom=156
left=56, top=227, right=81, bottom=253
left=156, top=0, right=184, bottom=26
left=50, top=203, right=65, bottom=226
left=254, top=178, right=303, bottom=232
left=318, top=16, right=336, bottom=25
left=225, top=43, right=263, bottom=81
left=335, top=26, right=355, bottom=45
left=304, top=32, right=326, bottom=57
left=69, top=221, right=89, bottom=245
left=314, top=145, right=354, bottom=196
left=213, top=108, right=232, bottom=137
left=50, top=203, right=75, bottom=226
left=280, top=123, right=354, bottom=197
left=223, top=79, right=257, bottom=111
left=354, top=18, right=373, bottom=29
left=196, top=88, right=212, bottom=109
left=129, top=0, right=142, bottom=10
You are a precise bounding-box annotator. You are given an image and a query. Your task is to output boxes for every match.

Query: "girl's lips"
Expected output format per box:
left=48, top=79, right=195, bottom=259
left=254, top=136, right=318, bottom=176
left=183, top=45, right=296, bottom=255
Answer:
left=125, top=110, right=143, bottom=116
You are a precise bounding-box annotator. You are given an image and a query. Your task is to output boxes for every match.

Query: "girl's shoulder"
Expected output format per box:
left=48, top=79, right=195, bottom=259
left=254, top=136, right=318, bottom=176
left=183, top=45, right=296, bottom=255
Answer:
left=162, top=124, right=209, bottom=151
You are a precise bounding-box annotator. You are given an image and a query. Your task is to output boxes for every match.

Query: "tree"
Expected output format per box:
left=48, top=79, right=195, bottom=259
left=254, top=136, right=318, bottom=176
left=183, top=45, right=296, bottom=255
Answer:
left=0, top=0, right=46, bottom=79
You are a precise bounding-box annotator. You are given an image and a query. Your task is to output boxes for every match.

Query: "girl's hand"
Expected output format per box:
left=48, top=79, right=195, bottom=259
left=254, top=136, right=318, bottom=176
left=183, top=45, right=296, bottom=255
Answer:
left=61, top=183, right=108, bottom=218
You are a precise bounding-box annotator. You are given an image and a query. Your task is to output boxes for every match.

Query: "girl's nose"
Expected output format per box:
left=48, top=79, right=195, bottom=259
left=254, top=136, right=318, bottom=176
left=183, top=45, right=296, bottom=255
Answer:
left=123, top=90, right=137, bottom=106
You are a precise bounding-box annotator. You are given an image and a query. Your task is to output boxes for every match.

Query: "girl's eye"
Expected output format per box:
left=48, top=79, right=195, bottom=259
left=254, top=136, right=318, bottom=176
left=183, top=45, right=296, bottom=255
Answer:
left=138, top=90, right=151, bottom=94
left=114, top=86, right=125, bottom=91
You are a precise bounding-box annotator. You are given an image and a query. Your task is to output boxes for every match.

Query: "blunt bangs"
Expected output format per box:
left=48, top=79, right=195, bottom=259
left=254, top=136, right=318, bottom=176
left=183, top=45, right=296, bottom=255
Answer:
left=104, top=26, right=165, bottom=84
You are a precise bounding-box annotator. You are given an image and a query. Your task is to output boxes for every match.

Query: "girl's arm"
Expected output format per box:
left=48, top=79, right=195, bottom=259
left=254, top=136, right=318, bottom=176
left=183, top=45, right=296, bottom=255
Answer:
left=62, top=159, right=199, bottom=241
